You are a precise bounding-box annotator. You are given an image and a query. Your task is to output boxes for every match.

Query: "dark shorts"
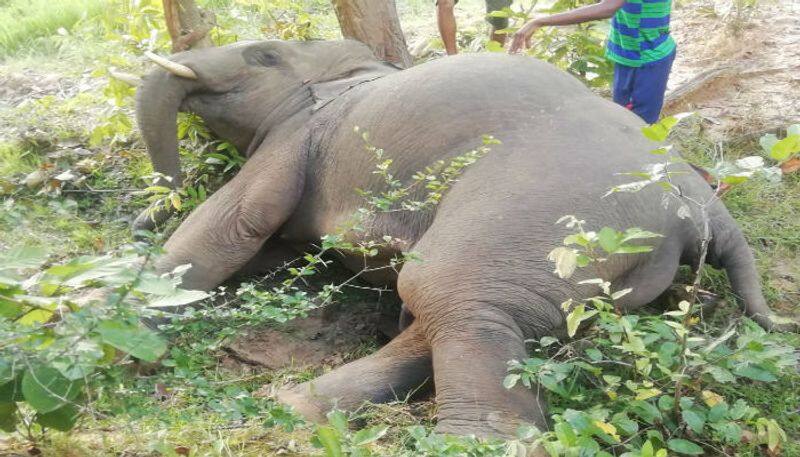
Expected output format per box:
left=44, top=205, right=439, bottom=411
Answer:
left=612, top=50, right=676, bottom=124
left=436, top=0, right=513, bottom=29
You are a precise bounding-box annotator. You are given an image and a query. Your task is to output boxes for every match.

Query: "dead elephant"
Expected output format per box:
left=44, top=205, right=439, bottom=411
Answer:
left=133, top=39, right=791, bottom=437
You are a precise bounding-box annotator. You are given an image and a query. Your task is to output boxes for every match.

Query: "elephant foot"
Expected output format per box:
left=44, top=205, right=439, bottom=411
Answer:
left=433, top=413, right=534, bottom=440
left=750, top=313, right=798, bottom=333
left=273, top=321, right=432, bottom=422
left=275, top=386, right=328, bottom=422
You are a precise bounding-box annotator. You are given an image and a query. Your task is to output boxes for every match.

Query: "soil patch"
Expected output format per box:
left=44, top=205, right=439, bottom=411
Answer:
left=223, top=289, right=402, bottom=370
left=666, top=1, right=800, bottom=138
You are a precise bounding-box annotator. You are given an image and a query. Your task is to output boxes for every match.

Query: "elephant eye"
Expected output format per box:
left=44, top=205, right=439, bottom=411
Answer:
left=243, top=48, right=280, bottom=67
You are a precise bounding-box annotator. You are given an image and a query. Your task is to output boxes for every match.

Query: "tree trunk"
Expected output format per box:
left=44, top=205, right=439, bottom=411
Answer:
left=332, top=0, right=413, bottom=68
left=163, top=0, right=215, bottom=52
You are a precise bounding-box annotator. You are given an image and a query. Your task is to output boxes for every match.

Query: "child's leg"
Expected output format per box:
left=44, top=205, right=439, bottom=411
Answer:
left=486, top=0, right=512, bottom=44
left=629, top=51, right=676, bottom=124
left=612, top=63, right=636, bottom=110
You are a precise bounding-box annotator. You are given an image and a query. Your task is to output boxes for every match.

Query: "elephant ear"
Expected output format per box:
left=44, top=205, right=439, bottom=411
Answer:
left=309, top=62, right=396, bottom=112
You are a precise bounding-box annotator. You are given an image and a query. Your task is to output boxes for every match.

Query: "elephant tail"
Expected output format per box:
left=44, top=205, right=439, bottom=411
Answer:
left=708, top=209, right=788, bottom=331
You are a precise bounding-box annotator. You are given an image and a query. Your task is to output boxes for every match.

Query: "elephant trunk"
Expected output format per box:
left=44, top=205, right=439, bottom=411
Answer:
left=135, top=70, right=191, bottom=187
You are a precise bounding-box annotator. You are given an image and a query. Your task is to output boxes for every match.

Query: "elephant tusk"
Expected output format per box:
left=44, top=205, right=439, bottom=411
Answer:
left=144, top=51, right=198, bottom=80
left=107, top=68, right=142, bottom=86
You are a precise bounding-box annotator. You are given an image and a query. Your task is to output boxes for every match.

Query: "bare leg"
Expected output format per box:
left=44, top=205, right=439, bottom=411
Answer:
left=490, top=28, right=507, bottom=46
left=277, top=321, right=432, bottom=420
left=436, top=0, right=458, bottom=55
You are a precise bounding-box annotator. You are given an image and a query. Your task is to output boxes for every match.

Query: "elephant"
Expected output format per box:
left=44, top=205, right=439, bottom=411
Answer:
left=133, top=39, right=789, bottom=438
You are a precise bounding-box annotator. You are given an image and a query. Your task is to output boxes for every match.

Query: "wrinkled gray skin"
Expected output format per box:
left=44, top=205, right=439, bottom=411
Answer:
left=135, top=40, right=789, bottom=438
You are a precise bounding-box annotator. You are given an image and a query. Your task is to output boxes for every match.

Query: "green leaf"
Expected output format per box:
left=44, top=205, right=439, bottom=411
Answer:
left=614, top=245, right=654, bottom=254
left=760, top=133, right=779, bottom=155
left=485, top=40, right=504, bottom=52
left=554, top=422, right=577, bottom=446
left=704, top=365, right=735, bottom=383
left=134, top=276, right=177, bottom=295
left=0, top=402, right=17, bottom=432
left=707, top=403, right=728, bottom=422
left=146, top=289, right=208, bottom=308
left=21, top=367, right=81, bottom=413
left=597, top=227, right=620, bottom=254
left=565, top=304, right=597, bottom=338
left=0, top=376, right=23, bottom=403
left=681, top=409, right=706, bottom=434
left=17, top=306, right=55, bottom=325
left=0, top=245, right=48, bottom=271
left=585, top=348, right=603, bottom=361
left=96, top=321, right=166, bottom=362
left=548, top=247, right=578, bottom=279
left=0, top=360, right=13, bottom=385
left=640, top=440, right=655, bottom=457
left=720, top=173, right=751, bottom=185
left=326, top=409, right=348, bottom=435
left=36, top=403, right=79, bottom=431
left=315, top=426, right=343, bottom=457
left=667, top=438, right=704, bottom=455
left=503, top=373, right=520, bottom=389
left=641, top=113, right=693, bottom=142
left=765, top=419, right=785, bottom=452
left=630, top=400, right=662, bottom=424
left=642, top=123, right=670, bottom=142
left=733, top=365, right=776, bottom=382
left=711, top=422, right=741, bottom=444
left=0, top=299, right=22, bottom=318
left=770, top=135, right=800, bottom=161
left=352, top=426, right=388, bottom=446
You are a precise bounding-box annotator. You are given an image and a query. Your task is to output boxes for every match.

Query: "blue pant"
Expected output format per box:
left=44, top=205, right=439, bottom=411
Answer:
left=612, top=50, right=676, bottom=124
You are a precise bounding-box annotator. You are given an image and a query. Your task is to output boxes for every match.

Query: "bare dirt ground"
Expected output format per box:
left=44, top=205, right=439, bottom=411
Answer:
left=666, top=0, right=800, bottom=138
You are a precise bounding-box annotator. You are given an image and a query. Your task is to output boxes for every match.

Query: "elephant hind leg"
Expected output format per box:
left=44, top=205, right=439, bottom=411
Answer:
left=420, top=303, right=549, bottom=438
left=276, top=320, right=432, bottom=421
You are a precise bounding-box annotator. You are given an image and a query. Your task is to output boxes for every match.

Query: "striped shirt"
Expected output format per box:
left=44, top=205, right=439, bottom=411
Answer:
left=606, top=0, right=676, bottom=67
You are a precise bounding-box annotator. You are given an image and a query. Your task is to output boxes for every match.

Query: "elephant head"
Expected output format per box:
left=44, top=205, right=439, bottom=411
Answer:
left=135, top=39, right=397, bottom=188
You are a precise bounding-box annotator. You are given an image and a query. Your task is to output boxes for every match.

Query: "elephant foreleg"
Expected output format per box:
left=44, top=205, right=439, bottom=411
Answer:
left=276, top=320, right=432, bottom=420
left=155, top=143, right=306, bottom=290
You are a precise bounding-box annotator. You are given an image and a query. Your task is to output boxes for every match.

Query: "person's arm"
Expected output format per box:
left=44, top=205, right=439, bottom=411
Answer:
left=509, top=0, right=625, bottom=53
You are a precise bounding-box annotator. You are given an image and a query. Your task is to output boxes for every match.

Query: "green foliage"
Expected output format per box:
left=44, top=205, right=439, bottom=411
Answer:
left=548, top=216, right=662, bottom=279
left=609, top=113, right=781, bottom=198
left=490, top=0, right=614, bottom=88
left=355, top=127, right=499, bottom=213
left=404, top=425, right=516, bottom=456
left=311, top=410, right=389, bottom=456
left=97, top=0, right=170, bottom=52
left=504, top=112, right=798, bottom=456
left=760, top=124, right=800, bottom=163
left=0, top=241, right=208, bottom=434
left=508, top=219, right=797, bottom=455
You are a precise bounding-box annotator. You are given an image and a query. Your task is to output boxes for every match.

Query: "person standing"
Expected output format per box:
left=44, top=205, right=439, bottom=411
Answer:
left=509, top=0, right=676, bottom=124
left=437, top=0, right=514, bottom=55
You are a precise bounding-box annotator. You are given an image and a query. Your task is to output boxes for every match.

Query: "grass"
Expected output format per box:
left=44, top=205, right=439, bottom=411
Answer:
left=0, top=0, right=106, bottom=58
left=0, top=1, right=798, bottom=456
left=0, top=142, right=39, bottom=176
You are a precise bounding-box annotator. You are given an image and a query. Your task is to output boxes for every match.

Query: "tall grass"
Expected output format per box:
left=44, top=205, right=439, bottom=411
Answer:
left=0, top=0, right=105, bottom=57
